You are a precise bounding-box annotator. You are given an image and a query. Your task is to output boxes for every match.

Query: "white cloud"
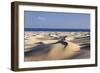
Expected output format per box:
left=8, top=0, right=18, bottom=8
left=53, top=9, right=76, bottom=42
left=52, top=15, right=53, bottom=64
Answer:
left=37, top=16, right=46, bottom=21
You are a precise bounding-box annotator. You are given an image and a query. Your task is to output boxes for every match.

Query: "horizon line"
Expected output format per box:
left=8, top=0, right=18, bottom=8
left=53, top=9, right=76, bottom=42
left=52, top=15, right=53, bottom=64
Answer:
left=24, top=28, right=90, bottom=32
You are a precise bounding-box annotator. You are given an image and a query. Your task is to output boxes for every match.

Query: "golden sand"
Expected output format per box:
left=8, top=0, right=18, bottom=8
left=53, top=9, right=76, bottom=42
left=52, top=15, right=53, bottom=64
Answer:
left=24, top=32, right=89, bottom=61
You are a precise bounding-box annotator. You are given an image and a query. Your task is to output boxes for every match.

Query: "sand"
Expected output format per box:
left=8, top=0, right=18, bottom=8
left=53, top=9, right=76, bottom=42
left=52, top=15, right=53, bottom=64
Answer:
left=24, top=32, right=90, bottom=61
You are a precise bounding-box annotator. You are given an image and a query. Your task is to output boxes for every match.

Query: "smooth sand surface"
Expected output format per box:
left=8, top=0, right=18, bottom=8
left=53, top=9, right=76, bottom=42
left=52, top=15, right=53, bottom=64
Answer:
left=24, top=42, right=81, bottom=61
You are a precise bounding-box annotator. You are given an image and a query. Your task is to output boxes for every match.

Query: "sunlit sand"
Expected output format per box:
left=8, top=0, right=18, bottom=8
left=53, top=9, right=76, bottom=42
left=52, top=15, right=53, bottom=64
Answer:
left=24, top=32, right=90, bottom=61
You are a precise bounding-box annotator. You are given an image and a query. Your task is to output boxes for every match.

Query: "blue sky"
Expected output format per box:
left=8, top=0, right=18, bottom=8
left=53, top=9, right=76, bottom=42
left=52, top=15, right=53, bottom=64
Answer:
left=24, top=11, right=90, bottom=29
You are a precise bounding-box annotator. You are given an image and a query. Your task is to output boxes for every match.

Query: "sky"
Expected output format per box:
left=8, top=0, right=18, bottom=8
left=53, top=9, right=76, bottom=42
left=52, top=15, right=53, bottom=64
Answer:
left=24, top=11, right=90, bottom=30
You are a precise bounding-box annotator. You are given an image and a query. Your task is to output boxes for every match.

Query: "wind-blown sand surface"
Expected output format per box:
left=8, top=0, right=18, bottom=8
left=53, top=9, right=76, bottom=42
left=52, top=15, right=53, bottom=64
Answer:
left=24, top=32, right=90, bottom=61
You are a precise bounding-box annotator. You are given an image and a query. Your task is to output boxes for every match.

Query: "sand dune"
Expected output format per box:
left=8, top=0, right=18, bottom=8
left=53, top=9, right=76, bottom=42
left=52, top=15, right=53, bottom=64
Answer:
left=24, top=42, right=80, bottom=61
left=24, top=32, right=90, bottom=61
left=47, top=42, right=80, bottom=60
